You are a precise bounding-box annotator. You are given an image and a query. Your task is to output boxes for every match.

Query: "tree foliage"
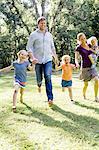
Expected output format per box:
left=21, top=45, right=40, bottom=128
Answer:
left=0, top=0, right=99, bottom=67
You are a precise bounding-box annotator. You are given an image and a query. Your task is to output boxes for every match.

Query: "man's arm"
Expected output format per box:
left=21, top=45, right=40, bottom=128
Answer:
left=50, top=34, right=59, bottom=65
left=26, top=33, right=38, bottom=64
left=55, top=63, right=62, bottom=71
left=28, top=52, right=38, bottom=64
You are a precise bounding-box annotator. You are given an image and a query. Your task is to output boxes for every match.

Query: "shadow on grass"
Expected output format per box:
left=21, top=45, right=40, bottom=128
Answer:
left=17, top=102, right=99, bottom=143
left=51, top=104, right=99, bottom=133
left=75, top=101, right=99, bottom=114
left=0, top=107, right=36, bottom=149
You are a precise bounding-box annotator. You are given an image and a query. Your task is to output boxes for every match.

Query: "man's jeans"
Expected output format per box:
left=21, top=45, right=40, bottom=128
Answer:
left=35, top=61, right=53, bottom=101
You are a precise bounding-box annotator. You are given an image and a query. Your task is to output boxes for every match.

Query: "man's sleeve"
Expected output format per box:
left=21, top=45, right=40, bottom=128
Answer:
left=75, top=45, right=80, bottom=52
left=26, top=33, right=34, bottom=53
left=50, top=34, right=56, bottom=57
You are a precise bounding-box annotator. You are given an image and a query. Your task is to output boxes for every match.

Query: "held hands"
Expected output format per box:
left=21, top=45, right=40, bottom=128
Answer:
left=30, top=58, right=38, bottom=64
left=54, top=55, right=59, bottom=66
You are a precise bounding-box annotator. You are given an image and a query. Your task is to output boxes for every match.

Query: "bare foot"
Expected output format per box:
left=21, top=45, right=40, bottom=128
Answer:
left=38, top=87, right=41, bottom=93
left=95, top=97, right=99, bottom=102
left=83, top=95, right=87, bottom=99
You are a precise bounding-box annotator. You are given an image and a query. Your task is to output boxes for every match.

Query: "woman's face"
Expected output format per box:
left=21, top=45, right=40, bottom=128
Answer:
left=79, top=34, right=87, bottom=44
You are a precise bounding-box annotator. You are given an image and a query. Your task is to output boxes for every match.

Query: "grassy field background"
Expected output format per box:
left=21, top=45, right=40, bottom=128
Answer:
left=0, top=70, right=99, bottom=150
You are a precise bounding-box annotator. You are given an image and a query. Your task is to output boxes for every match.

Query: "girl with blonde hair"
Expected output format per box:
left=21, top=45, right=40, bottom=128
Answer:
left=56, top=55, right=76, bottom=103
left=0, top=50, right=32, bottom=112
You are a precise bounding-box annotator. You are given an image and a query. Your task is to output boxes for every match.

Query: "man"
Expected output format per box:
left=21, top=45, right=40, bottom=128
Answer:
left=26, top=16, right=58, bottom=106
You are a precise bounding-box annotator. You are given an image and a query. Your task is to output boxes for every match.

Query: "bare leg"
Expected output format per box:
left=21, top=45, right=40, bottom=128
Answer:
left=94, top=76, right=99, bottom=101
left=83, top=81, right=88, bottom=99
left=13, top=85, right=19, bottom=112
left=68, top=87, right=73, bottom=100
left=62, top=87, right=65, bottom=92
left=20, top=87, right=24, bottom=103
left=38, top=86, right=41, bottom=93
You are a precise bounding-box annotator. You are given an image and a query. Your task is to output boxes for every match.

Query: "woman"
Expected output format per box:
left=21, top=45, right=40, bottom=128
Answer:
left=75, top=33, right=98, bottom=102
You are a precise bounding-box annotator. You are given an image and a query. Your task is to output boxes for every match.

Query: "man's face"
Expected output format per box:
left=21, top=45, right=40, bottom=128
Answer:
left=38, top=20, right=46, bottom=31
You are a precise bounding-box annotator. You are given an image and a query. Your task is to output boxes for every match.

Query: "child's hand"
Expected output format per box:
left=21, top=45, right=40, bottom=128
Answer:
left=30, top=58, right=38, bottom=64
left=55, top=64, right=58, bottom=70
left=55, top=63, right=62, bottom=71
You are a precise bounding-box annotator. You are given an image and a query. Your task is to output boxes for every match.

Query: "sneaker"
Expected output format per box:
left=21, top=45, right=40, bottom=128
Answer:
left=12, top=106, right=16, bottom=113
left=48, top=100, right=53, bottom=107
left=95, top=97, right=99, bottom=102
left=71, top=100, right=75, bottom=104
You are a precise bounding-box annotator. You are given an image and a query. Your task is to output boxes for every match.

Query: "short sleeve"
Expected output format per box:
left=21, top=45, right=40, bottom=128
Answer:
left=12, top=61, right=16, bottom=67
left=25, top=61, right=30, bottom=68
left=75, top=45, right=80, bottom=52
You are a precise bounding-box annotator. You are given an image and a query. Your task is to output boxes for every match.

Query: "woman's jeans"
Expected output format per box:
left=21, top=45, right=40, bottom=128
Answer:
left=35, top=61, right=53, bottom=101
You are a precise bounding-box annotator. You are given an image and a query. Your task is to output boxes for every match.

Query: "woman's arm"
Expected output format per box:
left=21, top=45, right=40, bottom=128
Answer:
left=75, top=51, right=80, bottom=68
left=88, top=54, right=95, bottom=64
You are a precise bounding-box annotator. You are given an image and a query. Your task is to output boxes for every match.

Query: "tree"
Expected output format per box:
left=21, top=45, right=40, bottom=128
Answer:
left=0, top=0, right=99, bottom=67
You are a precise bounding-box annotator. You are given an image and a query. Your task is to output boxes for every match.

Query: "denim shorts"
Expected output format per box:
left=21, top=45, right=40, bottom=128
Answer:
left=61, top=80, right=72, bottom=87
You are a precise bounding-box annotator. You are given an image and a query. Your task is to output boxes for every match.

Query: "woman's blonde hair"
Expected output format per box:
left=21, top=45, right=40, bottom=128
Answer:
left=77, top=33, right=86, bottom=45
left=77, top=33, right=85, bottom=40
left=62, top=55, right=70, bottom=63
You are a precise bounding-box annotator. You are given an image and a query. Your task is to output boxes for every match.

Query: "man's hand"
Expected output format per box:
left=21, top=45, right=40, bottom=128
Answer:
left=54, top=55, right=59, bottom=65
left=30, top=58, right=38, bottom=64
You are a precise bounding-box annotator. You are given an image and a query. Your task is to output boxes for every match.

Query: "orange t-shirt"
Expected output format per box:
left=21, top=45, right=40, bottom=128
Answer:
left=62, top=63, right=75, bottom=81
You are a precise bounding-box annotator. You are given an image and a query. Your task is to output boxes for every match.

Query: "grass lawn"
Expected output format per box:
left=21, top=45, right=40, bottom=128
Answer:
left=0, top=70, right=99, bottom=150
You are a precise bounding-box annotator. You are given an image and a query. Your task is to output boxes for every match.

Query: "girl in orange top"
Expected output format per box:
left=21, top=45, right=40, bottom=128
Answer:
left=56, top=55, right=76, bottom=103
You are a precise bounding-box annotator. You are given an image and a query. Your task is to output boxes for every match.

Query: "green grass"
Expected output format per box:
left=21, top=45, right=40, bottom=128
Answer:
left=0, top=70, right=99, bottom=150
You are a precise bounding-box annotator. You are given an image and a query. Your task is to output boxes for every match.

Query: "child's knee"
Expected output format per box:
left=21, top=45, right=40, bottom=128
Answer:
left=20, top=88, right=24, bottom=94
left=68, top=87, right=72, bottom=91
left=14, top=89, right=18, bottom=93
left=14, top=84, right=19, bottom=91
